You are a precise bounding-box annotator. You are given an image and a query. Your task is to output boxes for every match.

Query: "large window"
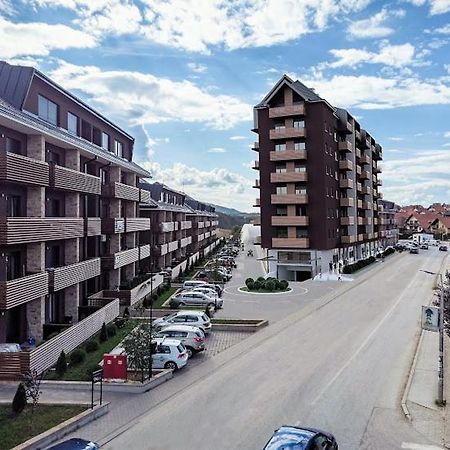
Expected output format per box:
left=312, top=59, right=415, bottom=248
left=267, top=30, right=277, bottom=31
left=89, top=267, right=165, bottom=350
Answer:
left=102, top=132, right=110, bottom=150
left=38, top=95, right=58, bottom=125
left=115, top=140, right=123, bottom=158
left=5, top=137, right=21, bottom=154
left=276, top=185, right=287, bottom=195
left=6, top=195, right=22, bottom=217
left=294, top=141, right=305, bottom=151
left=296, top=228, right=308, bottom=238
left=294, top=164, right=306, bottom=173
left=67, top=112, right=78, bottom=135
left=276, top=227, right=288, bottom=238
left=274, top=122, right=285, bottom=130
left=276, top=206, right=287, bottom=216
left=295, top=184, right=306, bottom=195
left=293, top=119, right=305, bottom=128
left=275, top=163, right=286, bottom=173
left=275, top=143, right=286, bottom=152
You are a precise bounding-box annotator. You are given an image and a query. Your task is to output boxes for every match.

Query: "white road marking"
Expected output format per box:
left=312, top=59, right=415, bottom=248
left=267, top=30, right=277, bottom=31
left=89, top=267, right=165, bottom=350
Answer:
left=401, top=443, right=444, bottom=449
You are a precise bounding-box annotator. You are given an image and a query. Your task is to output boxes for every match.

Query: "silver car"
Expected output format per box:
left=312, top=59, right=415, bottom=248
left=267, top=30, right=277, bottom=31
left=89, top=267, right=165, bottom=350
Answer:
left=172, top=291, right=223, bottom=309
left=153, top=311, right=212, bottom=334
left=156, top=325, right=205, bottom=358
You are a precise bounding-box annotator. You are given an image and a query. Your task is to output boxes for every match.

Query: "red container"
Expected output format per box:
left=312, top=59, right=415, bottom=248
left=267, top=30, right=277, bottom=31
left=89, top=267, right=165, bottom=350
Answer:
left=103, top=354, right=127, bottom=380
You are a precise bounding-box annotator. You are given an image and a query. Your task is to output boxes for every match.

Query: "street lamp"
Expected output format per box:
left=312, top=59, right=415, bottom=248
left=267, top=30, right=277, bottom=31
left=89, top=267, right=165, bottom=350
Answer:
left=420, top=269, right=445, bottom=406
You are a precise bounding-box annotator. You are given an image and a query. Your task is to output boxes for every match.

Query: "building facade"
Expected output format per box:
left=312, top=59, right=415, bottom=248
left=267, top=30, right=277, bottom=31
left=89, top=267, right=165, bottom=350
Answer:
left=0, top=61, right=152, bottom=345
left=253, top=75, right=384, bottom=281
left=378, top=199, right=399, bottom=247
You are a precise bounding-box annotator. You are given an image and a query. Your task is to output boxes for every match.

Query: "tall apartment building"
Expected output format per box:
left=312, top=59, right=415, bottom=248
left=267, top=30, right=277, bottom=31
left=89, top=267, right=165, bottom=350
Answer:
left=139, top=183, right=218, bottom=272
left=378, top=199, right=399, bottom=247
left=0, top=61, right=152, bottom=345
left=253, top=75, right=383, bottom=281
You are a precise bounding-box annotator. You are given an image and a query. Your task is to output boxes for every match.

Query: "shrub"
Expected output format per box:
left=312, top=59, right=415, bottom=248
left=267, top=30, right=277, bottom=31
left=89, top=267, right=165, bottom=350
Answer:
left=106, top=323, right=117, bottom=337
left=85, top=340, right=99, bottom=353
left=55, top=350, right=67, bottom=377
left=245, top=278, right=254, bottom=288
left=384, top=247, right=395, bottom=257
left=12, top=382, right=27, bottom=414
left=273, top=279, right=282, bottom=290
left=253, top=280, right=262, bottom=290
left=279, top=280, right=289, bottom=290
left=246, top=281, right=254, bottom=291
left=257, top=276, right=265, bottom=283
left=70, top=348, right=86, bottom=365
left=85, top=363, right=100, bottom=379
left=100, top=322, right=108, bottom=342
left=265, top=280, right=275, bottom=291
left=169, top=298, right=180, bottom=309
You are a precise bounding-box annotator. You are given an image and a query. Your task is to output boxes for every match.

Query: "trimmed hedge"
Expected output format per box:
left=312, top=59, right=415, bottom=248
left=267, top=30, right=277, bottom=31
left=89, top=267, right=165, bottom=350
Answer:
left=342, top=256, right=376, bottom=274
left=244, top=277, right=290, bottom=292
left=69, top=349, right=86, bottom=365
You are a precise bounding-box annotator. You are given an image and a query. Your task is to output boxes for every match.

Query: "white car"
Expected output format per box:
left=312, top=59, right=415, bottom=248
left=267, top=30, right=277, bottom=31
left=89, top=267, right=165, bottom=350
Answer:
left=192, top=286, right=219, bottom=299
left=153, top=311, right=212, bottom=334
left=156, top=325, right=205, bottom=358
left=151, top=337, right=188, bottom=370
left=171, top=291, right=223, bottom=309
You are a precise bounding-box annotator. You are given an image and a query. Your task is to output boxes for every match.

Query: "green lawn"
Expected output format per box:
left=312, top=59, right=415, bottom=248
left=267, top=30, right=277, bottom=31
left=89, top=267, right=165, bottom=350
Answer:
left=45, top=320, right=137, bottom=381
left=0, top=404, right=85, bottom=449
left=153, top=287, right=178, bottom=308
left=240, top=286, right=291, bottom=294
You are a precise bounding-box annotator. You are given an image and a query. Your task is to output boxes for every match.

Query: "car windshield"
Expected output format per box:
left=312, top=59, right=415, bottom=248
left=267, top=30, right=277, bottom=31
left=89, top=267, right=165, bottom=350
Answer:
left=264, top=428, right=315, bottom=450
left=177, top=344, right=186, bottom=353
left=202, top=314, right=209, bottom=321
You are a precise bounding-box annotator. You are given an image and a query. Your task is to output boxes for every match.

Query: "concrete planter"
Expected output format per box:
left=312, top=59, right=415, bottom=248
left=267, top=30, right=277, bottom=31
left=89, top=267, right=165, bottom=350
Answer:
left=212, top=319, right=268, bottom=332
left=11, top=402, right=109, bottom=450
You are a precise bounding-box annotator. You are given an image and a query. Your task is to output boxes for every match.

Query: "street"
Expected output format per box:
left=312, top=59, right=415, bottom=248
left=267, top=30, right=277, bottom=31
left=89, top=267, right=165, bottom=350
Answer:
left=99, top=244, right=448, bottom=450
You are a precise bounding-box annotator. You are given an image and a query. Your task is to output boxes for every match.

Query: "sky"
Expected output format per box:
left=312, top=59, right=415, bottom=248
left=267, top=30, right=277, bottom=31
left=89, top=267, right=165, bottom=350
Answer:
left=1, top=0, right=449, bottom=212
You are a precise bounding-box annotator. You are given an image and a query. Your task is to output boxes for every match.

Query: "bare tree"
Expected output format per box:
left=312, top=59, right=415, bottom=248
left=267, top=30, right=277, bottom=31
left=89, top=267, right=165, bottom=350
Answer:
left=23, top=369, right=43, bottom=412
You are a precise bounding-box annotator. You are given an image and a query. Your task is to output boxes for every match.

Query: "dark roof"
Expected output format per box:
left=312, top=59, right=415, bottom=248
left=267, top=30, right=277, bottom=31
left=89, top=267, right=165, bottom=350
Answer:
left=292, top=80, right=321, bottom=101
left=0, top=61, right=34, bottom=109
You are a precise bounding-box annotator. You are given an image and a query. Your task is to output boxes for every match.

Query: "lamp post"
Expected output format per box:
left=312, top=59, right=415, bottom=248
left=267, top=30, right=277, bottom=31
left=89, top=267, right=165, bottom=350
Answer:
left=148, top=245, right=155, bottom=380
left=420, top=269, right=445, bottom=405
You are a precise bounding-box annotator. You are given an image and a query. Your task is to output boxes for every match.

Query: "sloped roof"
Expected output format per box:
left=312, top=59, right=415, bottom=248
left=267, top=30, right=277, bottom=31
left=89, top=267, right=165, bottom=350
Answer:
left=0, top=61, right=33, bottom=109
left=431, top=215, right=450, bottom=229
left=406, top=212, right=439, bottom=231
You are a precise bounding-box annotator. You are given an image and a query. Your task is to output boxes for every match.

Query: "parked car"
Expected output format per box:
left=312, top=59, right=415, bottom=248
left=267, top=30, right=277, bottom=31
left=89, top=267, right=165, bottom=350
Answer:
left=47, top=439, right=99, bottom=450
left=156, top=325, right=205, bottom=357
left=439, top=245, right=448, bottom=252
left=192, top=286, right=219, bottom=299
left=153, top=311, right=212, bottom=334
left=182, top=280, right=207, bottom=290
left=420, top=243, right=429, bottom=250
left=171, top=291, right=223, bottom=309
left=201, top=282, right=223, bottom=297
left=409, top=247, right=419, bottom=254
left=151, top=337, right=188, bottom=370
left=263, top=426, right=338, bottom=450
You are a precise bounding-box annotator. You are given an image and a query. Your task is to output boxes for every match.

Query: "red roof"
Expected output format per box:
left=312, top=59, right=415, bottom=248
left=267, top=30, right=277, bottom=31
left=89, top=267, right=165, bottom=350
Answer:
left=406, top=212, right=439, bottom=232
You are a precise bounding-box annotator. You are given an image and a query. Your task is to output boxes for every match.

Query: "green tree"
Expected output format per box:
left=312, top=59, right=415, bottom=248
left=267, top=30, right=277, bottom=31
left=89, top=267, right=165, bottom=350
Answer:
left=12, top=382, right=27, bottom=414
left=100, top=322, right=108, bottom=342
left=55, top=350, right=67, bottom=377
left=122, top=325, right=153, bottom=383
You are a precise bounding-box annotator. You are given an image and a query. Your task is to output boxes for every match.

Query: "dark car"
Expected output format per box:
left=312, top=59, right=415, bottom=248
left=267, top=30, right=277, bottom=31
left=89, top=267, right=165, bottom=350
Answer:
left=47, top=438, right=99, bottom=450
left=263, top=426, right=338, bottom=450
left=439, top=245, right=448, bottom=251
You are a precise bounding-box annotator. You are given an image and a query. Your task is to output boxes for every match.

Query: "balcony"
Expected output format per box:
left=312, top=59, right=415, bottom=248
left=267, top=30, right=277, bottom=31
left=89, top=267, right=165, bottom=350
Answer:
left=356, top=182, right=362, bottom=192
left=379, top=230, right=387, bottom=238
left=160, top=221, right=176, bottom=232
left=0, top=152, right=49, bottom=186
left=341, top=235, right=356, bottom=244
left=269, top=104, right=305, bottom=118
left=102, top=247, right=140, bottom=270
left=52, top=165, right=101, bottom=195
left=102, top=217, right=125, bottom=234
left=339, top=160, right=353, bottom=171
left=377, top=179, right=383, bottom=186
left=139, top=244, right=150, bottom=260
left=139, top=189, right=152, bottom=204
left=102, top=181, right=140, bottom=202
left=271, top=216, right=309, bottom=226
left=373, top=165, right=382, bottom=174
left=357, top=234, right=364, bottom=241
left=159, top=243, right=168, bottom=256
left=85, top=218, right=101, bottom=236
left=269, top=127, right=306, bottom=140
left=356, top=165, right=362, bottom=175
left=252, top=142, right=259, bottom=152
left=338, top=141, right=353, bottom=152
left=198, top=233, right=205, bottom=242
left=361, top=186, right=371, bottom=195
left=339, top=178, right=353, bottom=189
left=357, top=200, right=363, bottom=209
left=252, top=216, right=261, bottom=226
left=355, top=148, right=361, bottom=159
left=355, top=129, right=361, bottom=141
left=204, top=231, right=211, bottom=239
left=339, top=120, right=353, bottom=134
left=180, top=236, right=192, bottom=248
left=357, top=217, right=364, bottom=225
left=340, top=217, right=355, bottom=226
left=340, top=198, right=354, bottom=207
left=0, top=272, right=49, bottom=310
left=168, top=240, right=178, bottom=252
left=252, top=160, right=260, bottom=170
left=360, top=154, right=371, bottom=165
left=254, top=198, right=261, bottom=207
left=378, top=192, right=383, bottom=199
left=126, top=217, right=151, bottom=232
left=51, top=258, right=101, bottom=292
left=270, top=149, right=307, bottom=161
left=0, top=217, right=84, bottom=245
left=205, top=221, right=211, bottom=227
left=198, top=221, right=205, bottom=229
left=360, top=170, right=370, bottom=180
left=181, top=221, right=192, bottom=230
left=272, top=237, right=309, bottom=248
left=253, top=179, right=260, bottom=188
left=362, top=217, right=372, bottom=225
left=271, top=194, right=308, bottom=204
left=362, top=201, right=372, bottom=209
left=270, top=172, right=308, bottom=183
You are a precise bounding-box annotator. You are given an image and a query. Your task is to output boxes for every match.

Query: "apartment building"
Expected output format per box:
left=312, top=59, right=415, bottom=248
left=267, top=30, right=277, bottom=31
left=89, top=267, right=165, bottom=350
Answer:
left=378, top=200, right=399, bottom=247
left=0, top=61, right=152, bottom=345
left=252, top=75, right=384, bottom=281
left=139, top=183, right=218, bottom=272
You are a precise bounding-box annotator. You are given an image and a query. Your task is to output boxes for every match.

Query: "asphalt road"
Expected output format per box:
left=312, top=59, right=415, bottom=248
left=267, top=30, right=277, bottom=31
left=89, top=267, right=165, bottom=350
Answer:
left=104, top=246, right=448, bottom=450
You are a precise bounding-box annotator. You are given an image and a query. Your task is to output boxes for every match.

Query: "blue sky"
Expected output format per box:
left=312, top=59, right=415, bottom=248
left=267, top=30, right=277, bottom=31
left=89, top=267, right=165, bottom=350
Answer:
left=1, top=0, right=449, bottom=212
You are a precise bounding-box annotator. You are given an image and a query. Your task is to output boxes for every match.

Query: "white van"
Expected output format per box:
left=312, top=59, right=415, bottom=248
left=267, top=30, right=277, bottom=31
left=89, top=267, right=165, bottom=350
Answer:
left=182, top=280, right=207, bottom=290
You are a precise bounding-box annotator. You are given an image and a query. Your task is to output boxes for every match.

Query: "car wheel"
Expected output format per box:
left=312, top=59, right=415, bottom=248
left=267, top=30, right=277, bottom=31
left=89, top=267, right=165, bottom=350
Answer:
left=164, top=361, right=177, bottom=371
left=186, top=347, right=194, bottom=358
left=207, top=302, right=215, bottom=309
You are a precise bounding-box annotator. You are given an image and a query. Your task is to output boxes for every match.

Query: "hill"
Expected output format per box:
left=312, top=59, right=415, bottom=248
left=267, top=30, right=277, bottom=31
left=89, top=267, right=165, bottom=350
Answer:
left=209, top=204, right=258, bottom=230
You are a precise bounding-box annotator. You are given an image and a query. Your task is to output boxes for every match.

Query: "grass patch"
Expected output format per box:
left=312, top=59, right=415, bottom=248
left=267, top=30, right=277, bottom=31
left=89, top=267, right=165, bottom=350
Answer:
left=212, top=319, right=262, bottom=324
left=240, top=287, right=291, bottom=293
left=0, top=404, right=85, bottom=449
left=153, top=287, right=178, bottom=309
left=45, top=320, right=137, bottom=381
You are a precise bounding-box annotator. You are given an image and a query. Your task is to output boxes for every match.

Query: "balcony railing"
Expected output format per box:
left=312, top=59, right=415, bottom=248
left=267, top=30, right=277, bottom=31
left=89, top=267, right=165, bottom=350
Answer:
left=254, top=198, right=261, bottom=207
left=338, top=141, right=353, bottom=152
left=362, top=201, right=372, bottom=209
left=361, top=186, right=371, bottom=195
left=356, top=165, right=362, bottom=175
left=102, top=247, right=140, bottom=270
left=159, top=243, right=168, bottom=256
left=360, top=170, right=370, bottom=179
left=357, top=200, right=363, bottom=209
left=271, top=194, right=308, bottom=204
left=253, top=179, right=260, bottom=188
left=126, top=217, right=151, bottom=232
left=269, top=104, right=305, bottom=118
left=252, top=160, right=260, bottom=170
left=102, top=181, right=140, bottom=202
left=360, top=154, right=371, bottom=165
left=341, top=235, right=356, bottom=244
left=85, top=218, right=101, bottom=236
left=0, top=217, right=84, bottom=245
left=0, top=272, right=49, bottom=310
left=356, top=182, right=362, bottom=191
left=340, top=217, right=355, bottom=226
left=252, top=142, right=259, bottom=152
left=139, top=189, right=152, bottom=204
left=362, top=217, right=372, bottom=225
left=168, top=240, right=178, bottom=252
left=339, top=178, right=353, bottom=189
left=52, top=165, right=101, bottom=195
left=198, top=221, right=205, bottom=229
left=0, top=151, right=49, bottom=186
left=272, top=237, right=309, bottom=248
left=160, top=221, right=176, bottom=233
left=270, top=172, right=308, bottom=183
left=51, top=258, right=101, bottom=292
left=269, top=149, right=307, bottom=161
left=139, top=244, right=151, bottom=260
left=181, top=221, right=192, bottom=230
left=340, top=198, right=354, bottom=207
left=180, top=236, right=192, bottom=248
left=271, top=216, right=309, bottom=226
left=270, top=127, right=306, bottom=140
left=339, top=160, right=353, bottom=171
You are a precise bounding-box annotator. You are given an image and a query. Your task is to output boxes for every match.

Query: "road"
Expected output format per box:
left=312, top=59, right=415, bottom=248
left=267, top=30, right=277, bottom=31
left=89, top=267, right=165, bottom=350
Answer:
left=103, top=246, right=448, bottom=450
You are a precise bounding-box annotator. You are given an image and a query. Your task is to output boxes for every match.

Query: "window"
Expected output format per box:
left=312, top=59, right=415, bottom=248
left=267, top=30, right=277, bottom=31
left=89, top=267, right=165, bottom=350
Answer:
left=294, top=141, right=305, bottom=151
left=6, top=195, right=22, bottom=217
left=274, top=122, right=285, bottom=130
left=325, top=143, right=329, bottom=154
left=296, top=228, right=308, bottom=238
left=295, top=184, right=306, bottom=195
left=275, top=164, right=287, bottom=173
left=296, top=205, right=307, bottom=216
left=102, top=132, right=110, bottom=150
left=276, top=206, right=287, bottom=216
left=6, top=250, right=23, bottom=281
left=276, top=227, right=288, bottom=238
left=294, top=164, right=306, bottom=173
left=276, top=185, right=287, bottom=195
left=46, top=150, right=60, bottom=165
left=67, top=112, right=78, bottom=135
left=293, top=119, right=305, bottom=128
left=5, top=137, right=21, bottom=154
left=275, top=143, right=286, bottom=152
left=38, top=95, right=58, bottom=125
left=115, top=140, right=123, bottom=158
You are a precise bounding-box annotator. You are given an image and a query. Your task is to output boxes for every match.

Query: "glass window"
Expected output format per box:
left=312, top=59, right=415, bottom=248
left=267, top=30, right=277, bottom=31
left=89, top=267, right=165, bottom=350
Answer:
left=115, top=140, right=123, bottom=158
left=38, top=95, right=58, bottom=125
left=275, top=143, right=286, bottom=152
left=276, top=185, right=287, bottom=195
left=274, top=122, right=285, bottom=130
left=296, top=228, right=308, bottom=238
left=294, top=141, right=305, bottom=151
left=275, top=164, right=286, bottom=173
left=102, top=132, right=110, bottom=150
left=67, top=112, right=78, bottom=135
left=295, top=185, right=307, bottom=195
left=276, top=227, right=288, bottom=238
left=294, top=119, right=305, bottom=128
left=294, top=164, right=306, bottom=172
left=276, top=206, right=287, bottom=216
left=5, top=137, right=21, bottom=154
left=7, top=195, right=22, bottom=217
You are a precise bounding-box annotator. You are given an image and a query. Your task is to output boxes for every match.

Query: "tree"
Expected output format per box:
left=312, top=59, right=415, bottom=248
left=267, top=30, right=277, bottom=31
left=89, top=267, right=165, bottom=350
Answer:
left=12, top=382, right=27, bottom=414
left=23, top=369, right=43, bottom=412
left=122, top=324, right=153, bottom=383
left=100, top=322, right=108, bottom=342
left=55, top=350, right=67, bottom=377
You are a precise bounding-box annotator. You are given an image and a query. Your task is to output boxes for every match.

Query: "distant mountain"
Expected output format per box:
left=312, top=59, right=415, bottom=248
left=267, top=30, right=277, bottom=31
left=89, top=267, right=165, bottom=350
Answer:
left=209, top=204, right=258, bottom=230
left=210, top=204, right=247, bottom=216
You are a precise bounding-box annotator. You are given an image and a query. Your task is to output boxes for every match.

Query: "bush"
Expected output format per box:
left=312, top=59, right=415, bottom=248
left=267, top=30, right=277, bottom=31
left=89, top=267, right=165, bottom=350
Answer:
left=85, top=363, right=100, bottom=379
left=85, top=340, right=99, bottom=353
left=12, top=382, right=27, bottom=414
left=100, top=322, right=108, bottom=342
left=106, top=324, right=117, bottom=337
left=253, top=280, right=262, bottom=290
left=257, top=276, right=265, bottom=283
left=245, top=278, right=254, bottom=288
left=279, top=280, right=289, bottom=290
left=246, top=281, right=254, bottom=291
left=169, top=298, right=180, bottom=309
left=70, top=348, right=86, bottom=365
left=55, top=350, right=67, bottom=377
left=265, top=280, right=275, bottom=291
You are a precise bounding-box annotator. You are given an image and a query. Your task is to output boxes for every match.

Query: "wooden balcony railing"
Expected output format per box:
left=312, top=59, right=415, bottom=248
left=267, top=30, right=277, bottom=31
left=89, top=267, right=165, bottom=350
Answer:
left=50, top=258, right=101, bottom=292
left=139, top=189, right=152, bottom=204
left=269, top=104, right=305, bottom=118
left=360, top=170, right=370, bottom=180
left=340, top=217, right=355, bottom=226
left=102, top=247, right=140, bottom=270
left=0, top=152, right=49, bottom=186
left=271, top=216, right=309, bottom=226
left=270, top=127, right=306, bottom=140
left=271, top=194, right=308, bottom=204
left=160, top=221, right=176, bottom=232
left=102, top=181, right=140, bottom=202
left=52, top=165, right=101, bottom=195
left=269, top=149, right=307, bottom=161
left=339, top=178, right=353, bottom=189
left=339, top=141, right=353, bottom=152
left=85, top=218, right=101, bottom=236
left=272, top=237, right=309, bottom=248
left=0, top=272, right=49, bottom=310
left=126, top=217, right=151, bottom=232
left=341, top=235, right=356, bottom=244
left=339, top=160, right=353, bottom=171
left=168, top=240, right=178, bottom=252
left=340, top=198, right=354, bottom=207
left=270, top=172, right=308, bottom=183
left=181, top=221, right=192, bottom=230
left=139, top=244, right=151, bottom=260
left=180, top=236, right=192, bottom=248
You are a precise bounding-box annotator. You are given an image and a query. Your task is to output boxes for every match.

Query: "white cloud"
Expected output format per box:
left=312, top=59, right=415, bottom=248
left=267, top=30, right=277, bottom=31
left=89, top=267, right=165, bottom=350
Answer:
left=388, top=137, right=405, bottom=141
left=405, top=0, right=450, bottom=15
left=208, top=147, right=227, bottom=153
left=434, top=24, right=450, bottom=34
left=347, top=8, right=405, bottom=39
left=0, top=0, right=14, bottom=15
left=0, top=18, right=97, bottom=58
left=229, top=136, right=247, bottom=140
left=443, top=142, right=450, bottom=147
left=139, top=161, right=254, bottom=211
left=444, top=131, right=450, bottom=138
left=50, top=61, right=251, bottom=130
left=322, top=42, right=416, bottom=69
left=187, top=62, right=207, bottom=73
